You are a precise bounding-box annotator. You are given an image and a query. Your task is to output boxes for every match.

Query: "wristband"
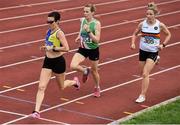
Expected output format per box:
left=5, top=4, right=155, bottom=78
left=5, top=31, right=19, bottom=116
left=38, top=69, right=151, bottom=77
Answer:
left=87, top=31, right=91, bottom=34
left=162, top=43, right=166, bottom=47
left=52, top=46, right=59, bottom=52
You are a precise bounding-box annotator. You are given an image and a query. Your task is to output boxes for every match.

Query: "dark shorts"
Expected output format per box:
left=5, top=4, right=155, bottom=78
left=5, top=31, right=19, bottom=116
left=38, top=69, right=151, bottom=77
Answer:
left=139, top=49, right=158, bottom=62
left=42, top=55, right=66, bottom=74
left=77, top=47, right=99, bottom=61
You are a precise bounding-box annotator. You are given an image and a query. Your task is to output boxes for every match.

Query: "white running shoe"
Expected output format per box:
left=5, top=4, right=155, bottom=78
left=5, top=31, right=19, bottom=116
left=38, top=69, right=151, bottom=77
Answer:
left=135, top=95, right=145, bottom=103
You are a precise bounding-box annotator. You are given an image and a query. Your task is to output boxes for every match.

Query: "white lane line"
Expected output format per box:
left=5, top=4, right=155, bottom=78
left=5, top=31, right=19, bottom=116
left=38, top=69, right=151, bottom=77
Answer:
left=2, top=64, right=180, bottom=125
left=0, top=0, right=178, bottom=34
left=0, top=9, right=179, bottom=50
left=0, top=0, right=70, bottom=11
left=0, top=109, right=69, bottom=124
left=0, top=23, right=179, bottom=69
left=0, top=40, right=180, bottom=95
left=0, top=94, right=114, bottom=122
left=0, top=0, right=128, bottom=21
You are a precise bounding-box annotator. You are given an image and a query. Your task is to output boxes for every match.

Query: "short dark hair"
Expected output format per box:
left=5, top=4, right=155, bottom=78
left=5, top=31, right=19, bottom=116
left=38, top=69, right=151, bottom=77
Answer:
left=48, top=11, right=61, bottom=22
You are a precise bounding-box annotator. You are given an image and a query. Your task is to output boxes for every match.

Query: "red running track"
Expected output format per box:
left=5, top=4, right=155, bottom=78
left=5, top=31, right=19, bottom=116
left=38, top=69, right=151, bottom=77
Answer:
left=0, top=0, right=180, bottom=124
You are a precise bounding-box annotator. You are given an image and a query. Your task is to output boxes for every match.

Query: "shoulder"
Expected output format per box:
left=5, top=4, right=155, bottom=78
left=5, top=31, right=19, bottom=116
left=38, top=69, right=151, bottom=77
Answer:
left=137, top=22, right=143, bottom=29
left=94, top=19, right=101, bottom=26
left=159, top=22, right=165, bottom=27
left=139, top=22, right=143, bottom=26
left=159, top=21, right=167, bottom=30
left=140, top=19, right=147, bottom=25
left=80, top=17, right=85, bottom=22
left=56, top=29, right=65, bottom=38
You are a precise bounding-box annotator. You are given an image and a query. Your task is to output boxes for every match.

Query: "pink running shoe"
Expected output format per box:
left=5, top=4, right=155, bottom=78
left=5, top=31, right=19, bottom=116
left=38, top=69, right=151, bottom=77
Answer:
left=93, top=87, right=101, bottom=97
left=82, top=68, right=90, bottom=83
left=73, top=77, right=80, bottom=90
left=31, top=111, right=40, bottom=119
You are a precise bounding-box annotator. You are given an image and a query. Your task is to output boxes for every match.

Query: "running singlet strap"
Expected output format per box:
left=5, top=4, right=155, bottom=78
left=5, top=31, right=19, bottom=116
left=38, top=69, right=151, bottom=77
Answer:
left=45, top=29, right=61, bottom=47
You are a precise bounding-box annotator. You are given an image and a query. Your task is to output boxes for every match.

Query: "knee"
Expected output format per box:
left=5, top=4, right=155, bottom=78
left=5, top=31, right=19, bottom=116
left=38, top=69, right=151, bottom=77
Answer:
left=70, top=63, right=78, bottom=70
left=38, top=86, right=46, bottom=92
left=142, top=72, right=149, bottom=78
left=91, top=67, right=98, bottom=75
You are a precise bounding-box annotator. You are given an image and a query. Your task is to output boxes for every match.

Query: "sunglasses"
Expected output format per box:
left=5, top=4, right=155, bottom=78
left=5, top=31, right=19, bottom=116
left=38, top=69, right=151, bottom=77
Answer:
left=47, top=20, right=55, bottom=24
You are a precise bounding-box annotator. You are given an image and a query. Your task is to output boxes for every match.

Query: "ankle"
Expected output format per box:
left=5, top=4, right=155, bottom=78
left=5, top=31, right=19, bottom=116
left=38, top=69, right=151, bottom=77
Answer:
left=33, top=110, right=39, bottom=114
left=84, top=68, right=88, bottom=74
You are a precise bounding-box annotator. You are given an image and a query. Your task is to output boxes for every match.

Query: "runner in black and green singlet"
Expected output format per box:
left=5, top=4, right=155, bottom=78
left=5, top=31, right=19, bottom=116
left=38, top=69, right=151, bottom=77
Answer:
left=71, top=4, right=101, bottom=97
left=80, top=17, right=99, bottom=49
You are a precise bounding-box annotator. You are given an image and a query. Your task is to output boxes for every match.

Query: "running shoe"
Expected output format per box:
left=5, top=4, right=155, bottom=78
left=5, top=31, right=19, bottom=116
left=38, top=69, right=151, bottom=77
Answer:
left=93, top=87, right=101, bottom=97
left=82, top=68, right=90, bottom=83
left=73, top=77, right=80, bottom=90
left=31, top=111, right=40, bottom=119
left=155, top=55, right=160, bottom=65
left=135, top=95, right=145, bottom=103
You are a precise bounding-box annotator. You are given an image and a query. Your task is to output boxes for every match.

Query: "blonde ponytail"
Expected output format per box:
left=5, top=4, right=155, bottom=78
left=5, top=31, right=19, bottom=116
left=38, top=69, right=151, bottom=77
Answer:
left=147, top=2, right=159, bottom=15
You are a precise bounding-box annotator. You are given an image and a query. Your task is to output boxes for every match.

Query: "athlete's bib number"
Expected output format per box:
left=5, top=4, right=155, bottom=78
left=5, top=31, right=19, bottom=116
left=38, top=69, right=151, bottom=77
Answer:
left=81, top=34, right=92, bottom=43
left=144, top=36, right=154, bottom=44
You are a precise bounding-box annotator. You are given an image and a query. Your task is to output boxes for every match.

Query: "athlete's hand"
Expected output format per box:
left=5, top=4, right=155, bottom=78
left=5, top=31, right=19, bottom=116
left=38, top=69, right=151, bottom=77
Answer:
left=40, top=45, right=46, bottom=50
left=157, top=44, right=164, bottom=51
left=45, top=45, right=53, bottom=51
left=75, top=36, right=80, bottom=43
left=83, top=24, right=90, bottom=32
left=131, top=43, right=136, bottom=50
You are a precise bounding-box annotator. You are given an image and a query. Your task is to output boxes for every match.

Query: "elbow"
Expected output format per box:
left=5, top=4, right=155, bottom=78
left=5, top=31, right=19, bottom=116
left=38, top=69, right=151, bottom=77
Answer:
left=166, top=33, right=171, bottom=41
left=169, top=33, right=171, bottom=39
left=65, top=49, right=69, bottom=52
left=66, top=47, right=70, bottom=52
left=95, top=39, right=100, bottom=43
left=94, top=40, right=99, bottom=44
left=95, top=37, right=100, bottom=43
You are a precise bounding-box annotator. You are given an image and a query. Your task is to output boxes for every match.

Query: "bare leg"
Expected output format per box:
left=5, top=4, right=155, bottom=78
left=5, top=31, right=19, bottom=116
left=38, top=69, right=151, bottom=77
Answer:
left=90, top=60, right=101, bottom=97
left=90, top=60, right=100, bottom=87
left=70, top=53, right=86, bottom=73
left=35, top=68, right=52, bottom=112
left=141, top=59, right=155, bottom=96
left=55, top=73, right=77, bottom=90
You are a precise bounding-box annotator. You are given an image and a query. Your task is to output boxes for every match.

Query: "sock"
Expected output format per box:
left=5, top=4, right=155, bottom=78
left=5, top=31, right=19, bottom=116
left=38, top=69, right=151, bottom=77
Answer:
left=84, top=68, right=88, bottom=74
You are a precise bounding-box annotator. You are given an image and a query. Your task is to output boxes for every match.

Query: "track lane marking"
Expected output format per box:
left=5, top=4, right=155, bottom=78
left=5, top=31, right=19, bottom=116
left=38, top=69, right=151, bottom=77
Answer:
left=0, top=0, right=178, bottom=34
left=0, top=22, right=179, bottom=70
left=0, top=39, right=180, bottom=94
left=0, top=10, right=179, bottom=50
left=0, top=0, right=128, bottom=21
left=0, top=0, right=70, bottom=11
left=3, top=64, right=180, bottom=124
left=0, top=109, right=69, bottom=124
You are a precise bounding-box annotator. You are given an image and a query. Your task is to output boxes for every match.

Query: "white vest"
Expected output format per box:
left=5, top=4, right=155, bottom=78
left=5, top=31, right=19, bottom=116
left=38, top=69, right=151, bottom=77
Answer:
left=140, top=19, right=160, bottom=52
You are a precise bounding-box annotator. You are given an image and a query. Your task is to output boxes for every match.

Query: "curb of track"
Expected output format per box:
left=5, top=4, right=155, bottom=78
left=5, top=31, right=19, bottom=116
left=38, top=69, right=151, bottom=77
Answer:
left=108, top=95, right=180, bottom=124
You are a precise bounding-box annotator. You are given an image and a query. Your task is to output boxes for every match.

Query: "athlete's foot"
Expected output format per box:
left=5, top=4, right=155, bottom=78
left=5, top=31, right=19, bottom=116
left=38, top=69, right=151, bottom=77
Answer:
left=73, top=77, right=80, bottom=90
left=31, top=111, right=40, bottom=119
left=82, top=68, right=90, bottom=83
left=135, top=95, right=146, bottom=103
left=93, top=87, right=101, bottom=97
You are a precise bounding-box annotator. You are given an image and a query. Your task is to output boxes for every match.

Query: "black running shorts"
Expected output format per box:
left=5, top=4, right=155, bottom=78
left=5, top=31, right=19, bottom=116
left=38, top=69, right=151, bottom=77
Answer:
left=139, top=49, right=158, bottom=62
left=42, top=56, right=66, bottom=74
left=77, top=47, right=99, bottom=61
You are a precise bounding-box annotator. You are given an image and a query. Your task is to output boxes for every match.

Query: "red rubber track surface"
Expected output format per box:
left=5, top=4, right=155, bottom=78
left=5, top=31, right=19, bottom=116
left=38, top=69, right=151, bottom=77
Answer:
left=0, top=0, right=180, bottom=124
